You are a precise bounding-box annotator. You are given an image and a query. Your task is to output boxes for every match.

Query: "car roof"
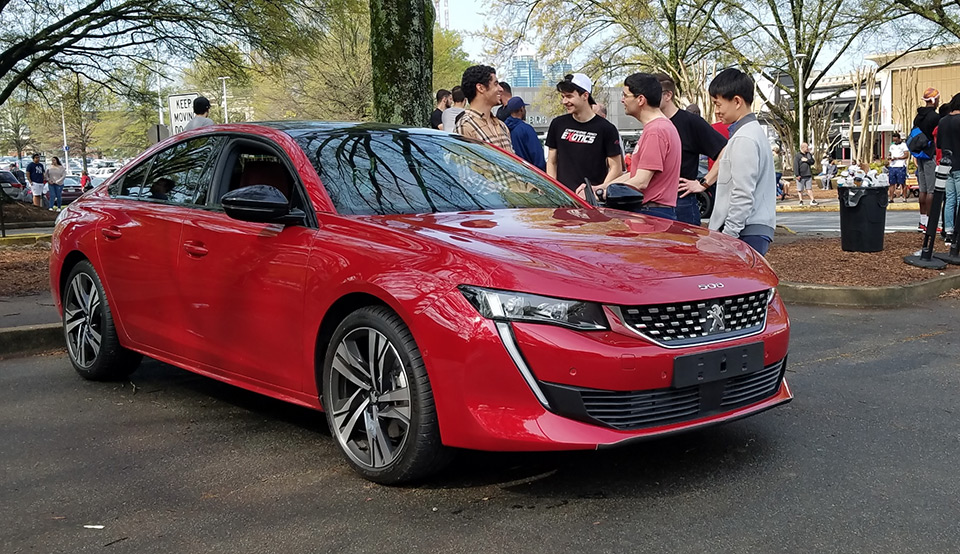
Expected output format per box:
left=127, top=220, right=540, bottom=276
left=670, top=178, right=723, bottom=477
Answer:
left=249, top=121, right=452, bottom=138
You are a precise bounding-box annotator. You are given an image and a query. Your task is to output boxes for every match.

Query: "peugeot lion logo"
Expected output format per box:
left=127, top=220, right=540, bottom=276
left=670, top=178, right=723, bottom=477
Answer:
left=706, top=304, right=726, bottom=333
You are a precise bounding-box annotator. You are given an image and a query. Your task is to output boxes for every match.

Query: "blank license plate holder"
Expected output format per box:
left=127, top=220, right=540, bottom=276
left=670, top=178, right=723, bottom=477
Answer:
left=672, top=342, right=765, bottom=388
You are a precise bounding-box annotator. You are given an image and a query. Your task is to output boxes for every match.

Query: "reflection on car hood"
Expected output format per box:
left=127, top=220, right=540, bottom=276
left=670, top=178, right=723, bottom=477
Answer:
left=362, top=208, right=763, bottom=298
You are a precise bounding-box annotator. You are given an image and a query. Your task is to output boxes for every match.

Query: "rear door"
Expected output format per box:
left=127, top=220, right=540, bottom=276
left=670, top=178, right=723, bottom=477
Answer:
left=95, top=136, right=224, bottom=354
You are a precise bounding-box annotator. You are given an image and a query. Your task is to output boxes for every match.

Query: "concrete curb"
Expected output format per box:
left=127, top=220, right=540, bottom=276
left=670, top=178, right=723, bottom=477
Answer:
left=0, top=221, right=56, bottom=230
left=0, top=233, right=52, bottom=246
left=776, top=203, right=919, bottom=213
left=778, top=271, right=960, bottom=307
left=0, top=323, right=63, bottom=358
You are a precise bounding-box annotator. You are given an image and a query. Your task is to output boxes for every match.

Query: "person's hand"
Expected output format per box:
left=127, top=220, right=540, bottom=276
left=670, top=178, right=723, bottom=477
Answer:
left=575, top=183, right=603, bottom=200
left=678, top=177, right=706, bottom=198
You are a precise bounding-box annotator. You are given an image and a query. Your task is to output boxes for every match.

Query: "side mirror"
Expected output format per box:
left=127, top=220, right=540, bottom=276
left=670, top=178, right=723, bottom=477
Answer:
left=221, top=185, right=305, bottom=225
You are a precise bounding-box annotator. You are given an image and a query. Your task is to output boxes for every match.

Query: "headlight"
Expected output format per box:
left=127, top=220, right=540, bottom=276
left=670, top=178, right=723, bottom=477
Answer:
left=459, top=285, right=608, bottom=330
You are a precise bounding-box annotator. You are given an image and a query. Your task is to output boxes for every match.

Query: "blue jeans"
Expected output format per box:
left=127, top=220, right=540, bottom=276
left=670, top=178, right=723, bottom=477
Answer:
left=675, top=193, right=701, bottom=225
left=48, top=184, right=63, bottom=208
left=639, top=205, right=677, bottom=220
left=944, top=171, right=960, bottom=233
left=741, top=234, right=771, bottom=256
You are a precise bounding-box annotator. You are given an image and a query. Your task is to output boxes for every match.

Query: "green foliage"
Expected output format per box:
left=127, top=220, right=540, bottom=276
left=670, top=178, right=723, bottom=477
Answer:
left=0, top=0, right=326, bottom=108
left=433, top=26, right=473, bottom=91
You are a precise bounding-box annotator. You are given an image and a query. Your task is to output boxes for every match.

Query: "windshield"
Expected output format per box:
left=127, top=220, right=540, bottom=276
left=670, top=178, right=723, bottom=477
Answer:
left=290, top=129, right=578, bottom=215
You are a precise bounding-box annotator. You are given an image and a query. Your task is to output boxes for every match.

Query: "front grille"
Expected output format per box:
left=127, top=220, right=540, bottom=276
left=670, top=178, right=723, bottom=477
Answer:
left=620, top=290, right=770, bottom=347
left=552, top=359, right=785, bottom=431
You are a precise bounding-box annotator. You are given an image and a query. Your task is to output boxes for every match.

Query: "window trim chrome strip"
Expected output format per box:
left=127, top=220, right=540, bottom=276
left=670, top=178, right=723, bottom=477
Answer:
left=495, top=321, right=551, bottom=409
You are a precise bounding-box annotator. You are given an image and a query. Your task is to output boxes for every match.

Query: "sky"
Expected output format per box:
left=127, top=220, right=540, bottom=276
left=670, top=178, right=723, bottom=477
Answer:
left=445, top=0, right=489, bottom=62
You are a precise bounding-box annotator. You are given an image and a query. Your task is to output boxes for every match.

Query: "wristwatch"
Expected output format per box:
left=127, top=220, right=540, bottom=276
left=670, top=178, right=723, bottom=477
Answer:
left=698, top=177, right=709, bottom=188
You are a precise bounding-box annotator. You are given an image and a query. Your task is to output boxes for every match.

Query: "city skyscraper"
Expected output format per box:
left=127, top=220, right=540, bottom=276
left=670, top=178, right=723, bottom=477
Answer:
left=508, top=56, right=545, bottom=88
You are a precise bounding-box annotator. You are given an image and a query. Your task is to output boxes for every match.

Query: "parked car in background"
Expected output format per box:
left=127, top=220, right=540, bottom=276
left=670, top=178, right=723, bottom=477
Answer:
left=1, top=169, right=23, bottom=200
left=60, top=176, right=93, bottom=205
left=50, top=122, right=792, bottom=484
left=88, top=167, right=117, bottom=179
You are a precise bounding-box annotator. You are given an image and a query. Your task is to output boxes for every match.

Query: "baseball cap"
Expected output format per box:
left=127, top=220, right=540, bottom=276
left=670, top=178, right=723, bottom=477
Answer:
left=568, top=73, right=593, bottom=94
left=922, top=87, right=940, bottom=102
left=505, top=96, right=529, bottom=114
left=193, top=96, right=211, bottom=114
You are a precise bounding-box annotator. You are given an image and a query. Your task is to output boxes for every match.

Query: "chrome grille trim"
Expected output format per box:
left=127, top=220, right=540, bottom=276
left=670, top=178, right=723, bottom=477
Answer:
left=614, top=290, right=770, bottom=348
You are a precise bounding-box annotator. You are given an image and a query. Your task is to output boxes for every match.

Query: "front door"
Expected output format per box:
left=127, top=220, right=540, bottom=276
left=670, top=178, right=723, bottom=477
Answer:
left=177, top=139, right=312, bottom=392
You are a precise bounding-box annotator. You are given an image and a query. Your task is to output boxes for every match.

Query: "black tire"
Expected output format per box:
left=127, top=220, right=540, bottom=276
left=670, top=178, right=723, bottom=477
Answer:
left=697, top=190, right=714, bottom=219
left=62, top=261, right=142, bottom=381
left=322, top=306, right=450, bottom=484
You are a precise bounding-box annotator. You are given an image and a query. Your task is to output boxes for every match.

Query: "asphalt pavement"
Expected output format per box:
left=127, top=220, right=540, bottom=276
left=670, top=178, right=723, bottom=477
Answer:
left=2, top=300, right=959, bottom=553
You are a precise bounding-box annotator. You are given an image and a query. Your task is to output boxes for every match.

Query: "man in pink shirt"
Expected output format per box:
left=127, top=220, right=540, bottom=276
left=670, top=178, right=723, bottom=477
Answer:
left=580, top=72, right=681, bottom=220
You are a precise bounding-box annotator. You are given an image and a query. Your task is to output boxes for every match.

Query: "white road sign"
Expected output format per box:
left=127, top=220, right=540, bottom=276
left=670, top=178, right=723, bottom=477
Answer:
left=168, top=93, right=199, bottom=134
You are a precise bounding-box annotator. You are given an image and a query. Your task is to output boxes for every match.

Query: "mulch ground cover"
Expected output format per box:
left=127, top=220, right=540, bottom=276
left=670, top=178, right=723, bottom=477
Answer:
left=1, top=200, right=58, bottom=224
left=766, top=231, right=960, bottom=286
left=0, top=244, right=51, bottom=297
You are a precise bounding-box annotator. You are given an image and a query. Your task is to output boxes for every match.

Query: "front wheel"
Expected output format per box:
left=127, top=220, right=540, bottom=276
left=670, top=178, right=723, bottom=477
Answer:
left=62, top=261, right=142, bottom=380
left=322, top=306, right=450, bottom=484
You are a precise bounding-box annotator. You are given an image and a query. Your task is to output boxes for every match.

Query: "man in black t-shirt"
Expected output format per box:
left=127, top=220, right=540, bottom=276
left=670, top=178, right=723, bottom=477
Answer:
left=655, top=74, right=727, bottom=225
left=431, top=89, right=451, bottom=130
left=545, top=73, right=622, bottom=191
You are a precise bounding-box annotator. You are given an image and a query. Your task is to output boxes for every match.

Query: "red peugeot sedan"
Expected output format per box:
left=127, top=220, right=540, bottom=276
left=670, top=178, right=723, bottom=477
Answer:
left=50, top=122, right=791, bottom=484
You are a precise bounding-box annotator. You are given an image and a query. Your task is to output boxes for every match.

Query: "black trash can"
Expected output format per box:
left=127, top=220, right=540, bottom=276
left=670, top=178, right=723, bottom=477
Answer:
left=838, top=185, right=888, bottom=252
left=602, top=183, right=644, bottom=213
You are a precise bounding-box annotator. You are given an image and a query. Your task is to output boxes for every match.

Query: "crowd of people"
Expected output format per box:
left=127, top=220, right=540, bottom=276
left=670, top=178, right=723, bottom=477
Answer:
left=431, top=64, right=776, bottom=256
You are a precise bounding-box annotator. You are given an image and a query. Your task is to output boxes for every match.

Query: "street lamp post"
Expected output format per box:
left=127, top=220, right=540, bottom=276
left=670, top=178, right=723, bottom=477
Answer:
left=218, top=76, right=230, bottom=124
left=796, top=53, right=807, bottom=149
left=58, top=100, right=70, bottom=172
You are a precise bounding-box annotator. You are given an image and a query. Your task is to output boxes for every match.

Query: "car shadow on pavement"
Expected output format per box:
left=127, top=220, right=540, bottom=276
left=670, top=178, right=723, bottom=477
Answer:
left=425, top=423, right=780, bottom=497
left=128, top=358, right=781, bottom=496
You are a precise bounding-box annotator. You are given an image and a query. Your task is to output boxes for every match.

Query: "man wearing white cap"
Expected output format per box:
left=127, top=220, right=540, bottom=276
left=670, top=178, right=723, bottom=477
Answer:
left=545, top=73, right=622, bottom=192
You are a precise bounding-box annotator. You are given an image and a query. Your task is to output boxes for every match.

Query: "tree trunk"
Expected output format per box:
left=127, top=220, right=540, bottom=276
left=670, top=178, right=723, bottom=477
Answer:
left=369, top=0, right=434, bottom=125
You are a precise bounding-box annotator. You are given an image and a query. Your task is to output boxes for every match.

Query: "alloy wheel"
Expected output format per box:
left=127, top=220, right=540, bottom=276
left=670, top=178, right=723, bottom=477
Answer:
left=64, top=272, right=102, bottom=368
left=329, top=327, right=412, bottom=470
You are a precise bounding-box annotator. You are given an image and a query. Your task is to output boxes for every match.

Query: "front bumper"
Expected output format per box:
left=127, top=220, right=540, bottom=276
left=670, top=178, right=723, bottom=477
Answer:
left=417, top=289, right=792, bottom=451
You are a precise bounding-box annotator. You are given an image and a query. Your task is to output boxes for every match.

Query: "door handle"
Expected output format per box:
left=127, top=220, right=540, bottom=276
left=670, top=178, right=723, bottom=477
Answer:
left=100, top=226, right=122, bottom=240
left=183, top=241, right=209, bottom=257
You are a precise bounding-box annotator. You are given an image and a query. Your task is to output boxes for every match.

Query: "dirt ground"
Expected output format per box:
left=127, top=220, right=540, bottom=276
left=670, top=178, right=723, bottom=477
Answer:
left=0, top=244, right=51, bottom=297
left=766, top=231, right=960, bottom=286
left=1, top=231, right=956, bottom=299
left=0, top=200, right=58, bottom=223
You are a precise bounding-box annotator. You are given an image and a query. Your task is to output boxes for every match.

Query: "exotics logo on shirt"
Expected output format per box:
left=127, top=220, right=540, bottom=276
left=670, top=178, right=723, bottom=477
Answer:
left=561, top=129, right=597, bottom=144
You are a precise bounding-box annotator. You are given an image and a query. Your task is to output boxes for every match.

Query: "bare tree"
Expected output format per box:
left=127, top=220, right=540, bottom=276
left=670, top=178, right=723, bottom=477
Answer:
left=847, top=66, right=878, bottom=164
left=893, top=66, right=919, bottom=133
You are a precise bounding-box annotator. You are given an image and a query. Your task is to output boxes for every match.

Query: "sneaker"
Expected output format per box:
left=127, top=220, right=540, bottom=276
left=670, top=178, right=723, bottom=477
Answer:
left=919, top=223, right=927, bottom=232
left=798, top=201, right=804, bottom=206
left=811, top=200, right=819, bottom=205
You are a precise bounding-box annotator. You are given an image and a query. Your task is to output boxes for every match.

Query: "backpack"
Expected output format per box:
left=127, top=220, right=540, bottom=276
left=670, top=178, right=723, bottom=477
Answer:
left=906, top=127, right=932, bottom=160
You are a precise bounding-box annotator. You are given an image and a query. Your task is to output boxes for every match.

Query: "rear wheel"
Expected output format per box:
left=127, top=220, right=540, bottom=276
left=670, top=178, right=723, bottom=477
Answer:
left=62, top=261, right=141, bottom=380
left=322, top=306, right=449, bottom=484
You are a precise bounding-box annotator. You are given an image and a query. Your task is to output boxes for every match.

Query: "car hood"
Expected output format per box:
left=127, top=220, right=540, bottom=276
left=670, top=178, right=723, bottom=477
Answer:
left=361, top=208, right=768, bottom=301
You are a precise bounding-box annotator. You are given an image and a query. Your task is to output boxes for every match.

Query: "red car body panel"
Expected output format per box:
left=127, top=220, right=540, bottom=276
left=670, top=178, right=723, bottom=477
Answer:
left=50, top=123, right=792, bottom=453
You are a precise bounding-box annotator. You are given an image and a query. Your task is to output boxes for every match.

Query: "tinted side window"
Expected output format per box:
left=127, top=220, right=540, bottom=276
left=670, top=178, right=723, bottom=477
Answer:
left=145, top=136, right=223, bottom=205
left=113, top=161, right=151, bottom=198
left=298, top=131, right=576, bottom=215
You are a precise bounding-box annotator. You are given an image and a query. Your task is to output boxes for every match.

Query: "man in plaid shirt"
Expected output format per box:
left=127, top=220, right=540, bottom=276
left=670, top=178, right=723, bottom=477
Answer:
left=454, top=65, right=514, bottom=154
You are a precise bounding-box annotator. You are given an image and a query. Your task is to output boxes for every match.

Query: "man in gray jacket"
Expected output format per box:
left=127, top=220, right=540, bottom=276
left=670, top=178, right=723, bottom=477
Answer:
left=707, top=68, right=776, bottom=255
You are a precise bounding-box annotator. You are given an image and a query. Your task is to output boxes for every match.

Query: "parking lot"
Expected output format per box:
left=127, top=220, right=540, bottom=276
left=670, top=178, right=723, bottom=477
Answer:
left=2, top=301, right=959, bottom=553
